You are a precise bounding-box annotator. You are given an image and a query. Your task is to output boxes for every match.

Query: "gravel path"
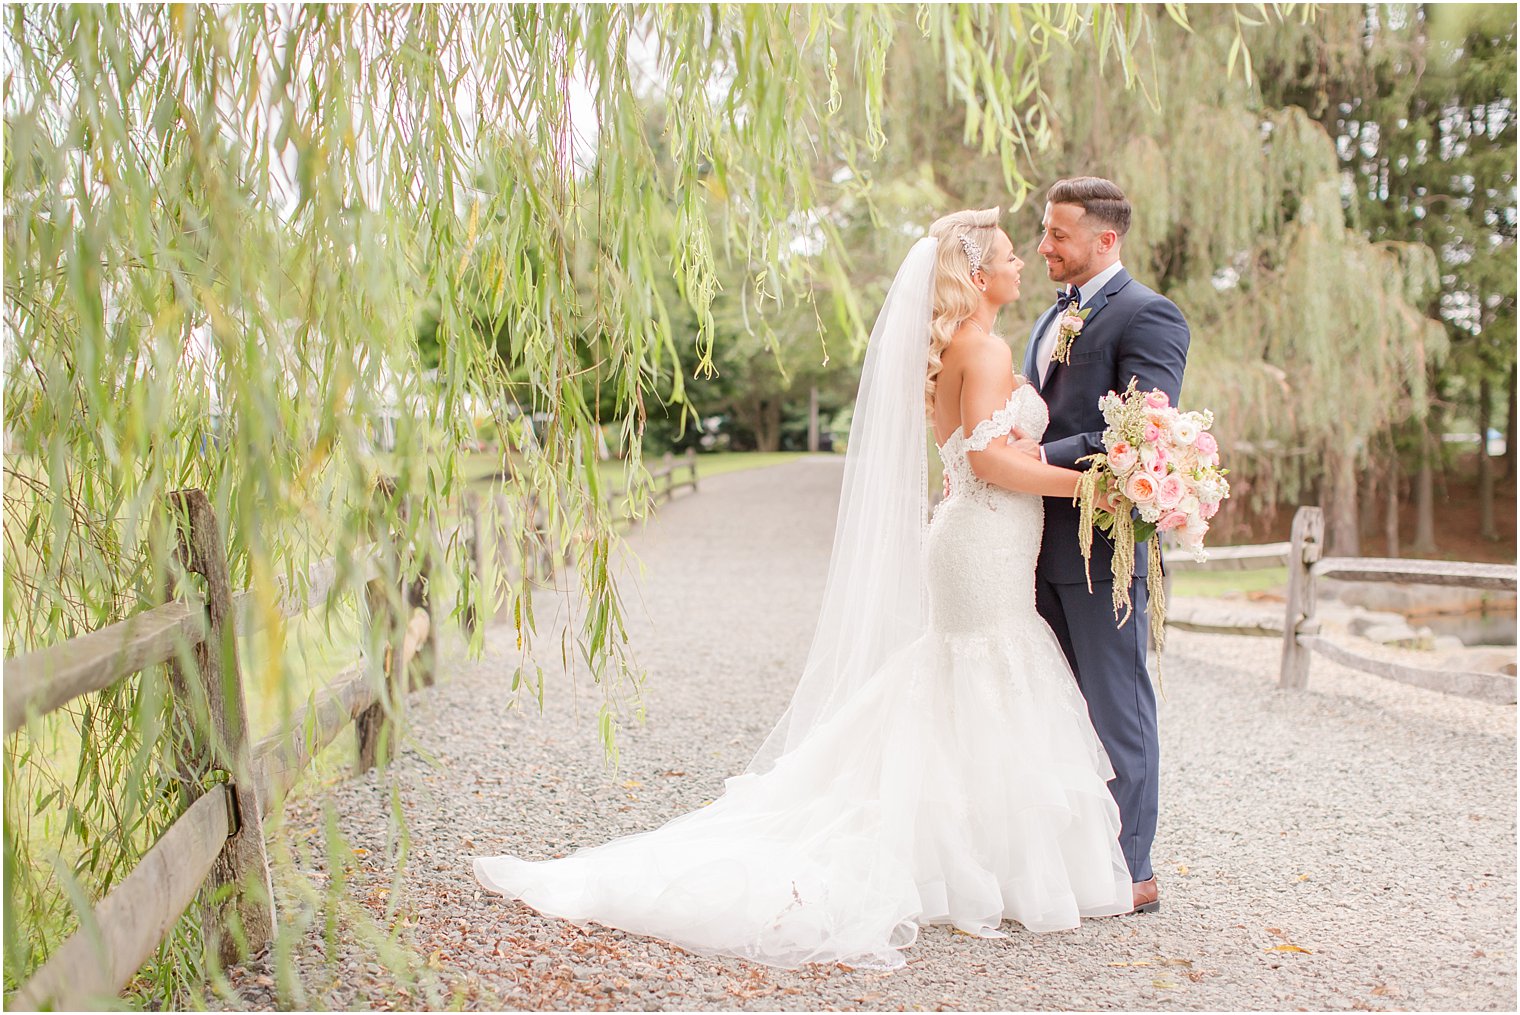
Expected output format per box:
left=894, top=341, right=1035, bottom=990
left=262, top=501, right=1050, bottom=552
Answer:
left=218, top=458, right=1516, bottom=1011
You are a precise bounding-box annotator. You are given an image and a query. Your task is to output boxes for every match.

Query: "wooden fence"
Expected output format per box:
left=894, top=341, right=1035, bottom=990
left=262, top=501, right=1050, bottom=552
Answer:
left=605, top=448, right=700, bottom=521
left=5, top=454, right=707, bottom=1008
left=4, top=483, right=434, bottom=1010
left=1168, top=505, right=1516, bottom=704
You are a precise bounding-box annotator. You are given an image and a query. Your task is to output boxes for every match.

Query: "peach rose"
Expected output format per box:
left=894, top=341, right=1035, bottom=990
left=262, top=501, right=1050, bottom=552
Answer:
left=1124, top=472, right=1159, bottom=504
left=1194, top=430, right=1218, bottom=457
left=1145, top=389, right=1171, bottom=409
left=1107, top=441, right=1139, bottom=474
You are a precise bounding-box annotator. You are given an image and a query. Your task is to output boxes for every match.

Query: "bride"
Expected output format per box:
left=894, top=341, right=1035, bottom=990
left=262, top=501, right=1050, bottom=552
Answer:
left=474, top=208, right=1133, bottom=970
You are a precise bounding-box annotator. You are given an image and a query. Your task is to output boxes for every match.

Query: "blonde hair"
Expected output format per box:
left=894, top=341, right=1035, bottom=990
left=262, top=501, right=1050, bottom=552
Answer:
left=925, top=207, right=1002, bottom=414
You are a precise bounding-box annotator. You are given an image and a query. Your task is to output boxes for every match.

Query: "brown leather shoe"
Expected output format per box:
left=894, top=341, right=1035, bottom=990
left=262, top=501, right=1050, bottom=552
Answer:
left=1131, top=877, right=1160, bottom=914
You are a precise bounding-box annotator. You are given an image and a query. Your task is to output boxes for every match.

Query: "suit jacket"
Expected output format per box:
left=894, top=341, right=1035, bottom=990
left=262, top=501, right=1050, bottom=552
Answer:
left=1024, top=267, right=1190, bottom=584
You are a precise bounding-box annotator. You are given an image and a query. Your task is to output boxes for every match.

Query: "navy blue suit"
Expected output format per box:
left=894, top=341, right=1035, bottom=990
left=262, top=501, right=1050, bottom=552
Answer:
left=1023, top=266, right=1189, bottom=884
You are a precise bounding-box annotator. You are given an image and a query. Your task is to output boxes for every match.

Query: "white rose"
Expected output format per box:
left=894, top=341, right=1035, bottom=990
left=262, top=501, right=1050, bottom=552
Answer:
left=1171, top=418, right=1200, bottom=446
left=1177, top=493, right=1201, bottom=516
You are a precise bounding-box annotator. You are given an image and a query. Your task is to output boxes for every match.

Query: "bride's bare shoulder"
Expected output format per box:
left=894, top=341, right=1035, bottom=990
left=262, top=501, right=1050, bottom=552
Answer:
left=944, top=331, right=1013, bottom=384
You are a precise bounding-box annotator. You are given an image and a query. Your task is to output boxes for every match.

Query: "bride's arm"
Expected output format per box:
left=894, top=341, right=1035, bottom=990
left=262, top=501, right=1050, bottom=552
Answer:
left=960, top=340, right=1082, bottom=499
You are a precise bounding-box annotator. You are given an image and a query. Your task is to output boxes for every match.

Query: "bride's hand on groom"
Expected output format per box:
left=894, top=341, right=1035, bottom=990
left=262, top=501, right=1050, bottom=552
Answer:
left=1007, top=430, right=1041, bottom=461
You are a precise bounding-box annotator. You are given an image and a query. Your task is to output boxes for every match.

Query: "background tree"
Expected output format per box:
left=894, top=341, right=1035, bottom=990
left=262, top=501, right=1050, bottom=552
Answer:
left=1254, top=3, right=1517, bottom=553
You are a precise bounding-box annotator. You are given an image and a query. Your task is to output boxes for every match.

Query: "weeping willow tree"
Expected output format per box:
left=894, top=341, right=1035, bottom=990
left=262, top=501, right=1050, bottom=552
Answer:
left=863, top=7, right=1447, bottom=552
left=1025, top=11, right=1449, bottom=553
left=7, top=3, right=1299, bottom=1004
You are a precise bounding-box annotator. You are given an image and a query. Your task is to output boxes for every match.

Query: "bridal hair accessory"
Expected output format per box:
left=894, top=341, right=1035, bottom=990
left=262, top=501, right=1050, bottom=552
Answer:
left=958, top=234, right=983, bottom=276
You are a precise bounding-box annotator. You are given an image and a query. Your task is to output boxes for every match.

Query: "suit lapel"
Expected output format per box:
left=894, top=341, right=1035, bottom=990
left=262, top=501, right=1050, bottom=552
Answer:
left=1073, top=267, right=1132, bottom=329
left=1025, top=305, right=1059, bottom=393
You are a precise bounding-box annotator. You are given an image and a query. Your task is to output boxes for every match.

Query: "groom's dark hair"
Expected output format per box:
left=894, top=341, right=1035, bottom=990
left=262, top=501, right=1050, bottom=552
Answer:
left=1047, top=177, right=1131, bottom=238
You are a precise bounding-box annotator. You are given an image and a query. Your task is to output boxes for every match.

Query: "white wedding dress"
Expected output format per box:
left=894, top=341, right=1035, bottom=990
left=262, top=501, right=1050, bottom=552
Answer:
left=473, top=383, right=1133, bottom=970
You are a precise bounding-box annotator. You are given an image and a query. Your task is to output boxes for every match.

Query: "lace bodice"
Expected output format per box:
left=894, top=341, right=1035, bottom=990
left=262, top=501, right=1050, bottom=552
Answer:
left=935, top=384, right=1050, bottom=508
left=926, top=383, right=1049, bottom=634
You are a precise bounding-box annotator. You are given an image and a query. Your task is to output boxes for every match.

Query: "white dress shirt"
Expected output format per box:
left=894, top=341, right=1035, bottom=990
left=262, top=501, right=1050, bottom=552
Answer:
left=1034, top=260, right=1125, bottom=463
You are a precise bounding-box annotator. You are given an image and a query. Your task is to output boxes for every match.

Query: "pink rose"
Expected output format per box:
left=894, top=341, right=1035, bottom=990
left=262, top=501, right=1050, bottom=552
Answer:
left=1156, top=510, right=1188, bottom=532
left=1156, top=475, right=1186, bottom=509
left=1200, top=500, right=1220, bottom=520
left=1145, top=390, right=1170, bottom=409
left=1194, top=430, right=1218, bottom=457
left=1124, top=472, right=1158, bottom=504
left=1142, top=423, right=1161, bottom=443
left=1107, top=441, right=1139, bottom=474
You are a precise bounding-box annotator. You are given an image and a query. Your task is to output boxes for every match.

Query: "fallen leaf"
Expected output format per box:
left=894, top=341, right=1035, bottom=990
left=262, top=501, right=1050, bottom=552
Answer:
left=1152, top=979, right=1179, bottom=989
left=1267, top=944, right=1312, bottom=954
left=1161, top=958, right=1193, bottom=967
left=1176, top=864, right=1189, bottom=876
left=352, top=847, right=369, bottom=856
left=1297, top=873, right=1310, bottom=881
left=1371, top=985, right=1393, bottom=996
left=621, top=779, right=642, bottom=789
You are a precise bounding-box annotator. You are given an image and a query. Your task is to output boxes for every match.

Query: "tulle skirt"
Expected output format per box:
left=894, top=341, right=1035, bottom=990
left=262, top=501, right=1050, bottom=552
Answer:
left=473, top=621, right=1133, bottom=970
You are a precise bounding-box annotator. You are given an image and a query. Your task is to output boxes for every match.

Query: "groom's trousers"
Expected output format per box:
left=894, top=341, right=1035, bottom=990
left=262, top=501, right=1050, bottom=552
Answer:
left=1034, top=574, right=1158, bottom=884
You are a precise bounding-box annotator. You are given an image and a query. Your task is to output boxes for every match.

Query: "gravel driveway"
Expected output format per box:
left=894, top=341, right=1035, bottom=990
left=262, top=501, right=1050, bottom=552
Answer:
left=217, top=457, right=1516, bottom=1011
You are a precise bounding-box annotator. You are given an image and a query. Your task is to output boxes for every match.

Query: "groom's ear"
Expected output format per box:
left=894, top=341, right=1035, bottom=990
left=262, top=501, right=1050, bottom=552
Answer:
left=1096, top=228, right=1121, bottom=254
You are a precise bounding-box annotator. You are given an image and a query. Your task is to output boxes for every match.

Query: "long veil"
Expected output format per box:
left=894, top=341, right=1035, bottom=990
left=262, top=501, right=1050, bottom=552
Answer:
left=746, top=237, right=936, bottom=774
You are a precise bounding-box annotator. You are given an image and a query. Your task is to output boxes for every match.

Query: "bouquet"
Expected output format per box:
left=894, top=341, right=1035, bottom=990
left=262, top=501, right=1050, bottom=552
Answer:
left=1073, top=379, right=1230, bottom=655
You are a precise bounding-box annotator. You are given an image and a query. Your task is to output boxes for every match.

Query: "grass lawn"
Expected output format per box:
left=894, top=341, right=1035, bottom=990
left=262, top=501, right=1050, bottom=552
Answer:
left=1169, top=565, right=1287, bottom=599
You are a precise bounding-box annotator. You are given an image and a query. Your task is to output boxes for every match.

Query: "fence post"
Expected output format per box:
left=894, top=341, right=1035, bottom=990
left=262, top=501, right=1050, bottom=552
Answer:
left=686, top=447, right=698, bottom=491
left=356, top=477, right=403, bottom=773
left=164, top=489, right=275, bottom=965
left=493, top=492, right=513, bottom=623
left=463, top=492, right=481, bottom=637
left=406, top=503, right=437, bottom=689
left=663, top=452, right=674, bottom=501
left=1279, top=505, right=1325, bottom=690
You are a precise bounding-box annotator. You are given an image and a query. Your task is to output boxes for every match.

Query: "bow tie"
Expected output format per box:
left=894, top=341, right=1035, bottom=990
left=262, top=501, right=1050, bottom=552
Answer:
left=1055, top=286, right=1081, bottom=312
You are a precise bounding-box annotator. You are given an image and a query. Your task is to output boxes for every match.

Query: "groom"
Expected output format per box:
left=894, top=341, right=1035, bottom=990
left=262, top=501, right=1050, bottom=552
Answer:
left=1022, top=177, right=1190, bottom=913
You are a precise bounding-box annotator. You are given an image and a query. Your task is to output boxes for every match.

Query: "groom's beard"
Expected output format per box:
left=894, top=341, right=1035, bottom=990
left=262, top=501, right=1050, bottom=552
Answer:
left=1045, top=253, right=1093, bottom=285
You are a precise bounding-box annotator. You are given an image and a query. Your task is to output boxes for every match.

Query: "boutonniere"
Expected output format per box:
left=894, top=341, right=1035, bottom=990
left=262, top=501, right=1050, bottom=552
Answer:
left=1052, top=306, right=1092, bottom=366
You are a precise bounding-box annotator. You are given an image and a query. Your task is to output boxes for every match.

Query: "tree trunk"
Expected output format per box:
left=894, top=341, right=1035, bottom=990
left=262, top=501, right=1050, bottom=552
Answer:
left=1479, top=374, right=1498, bottom=540
left=753, top=397, right=782, bottom=453
left=1505, top=362, right=1516, bottom=480
left=1384, top=441, right=1400, bottom=558
left=807, top=385, right=820, bottom=453
left=1326, top=441, right=1361, bottom=558
left=1411, top=412, right=1438, bottom=554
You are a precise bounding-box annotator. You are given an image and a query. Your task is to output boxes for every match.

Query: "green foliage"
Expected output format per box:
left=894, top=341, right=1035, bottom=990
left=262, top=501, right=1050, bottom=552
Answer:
left=4, top=3, right=1208, bottom=1003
